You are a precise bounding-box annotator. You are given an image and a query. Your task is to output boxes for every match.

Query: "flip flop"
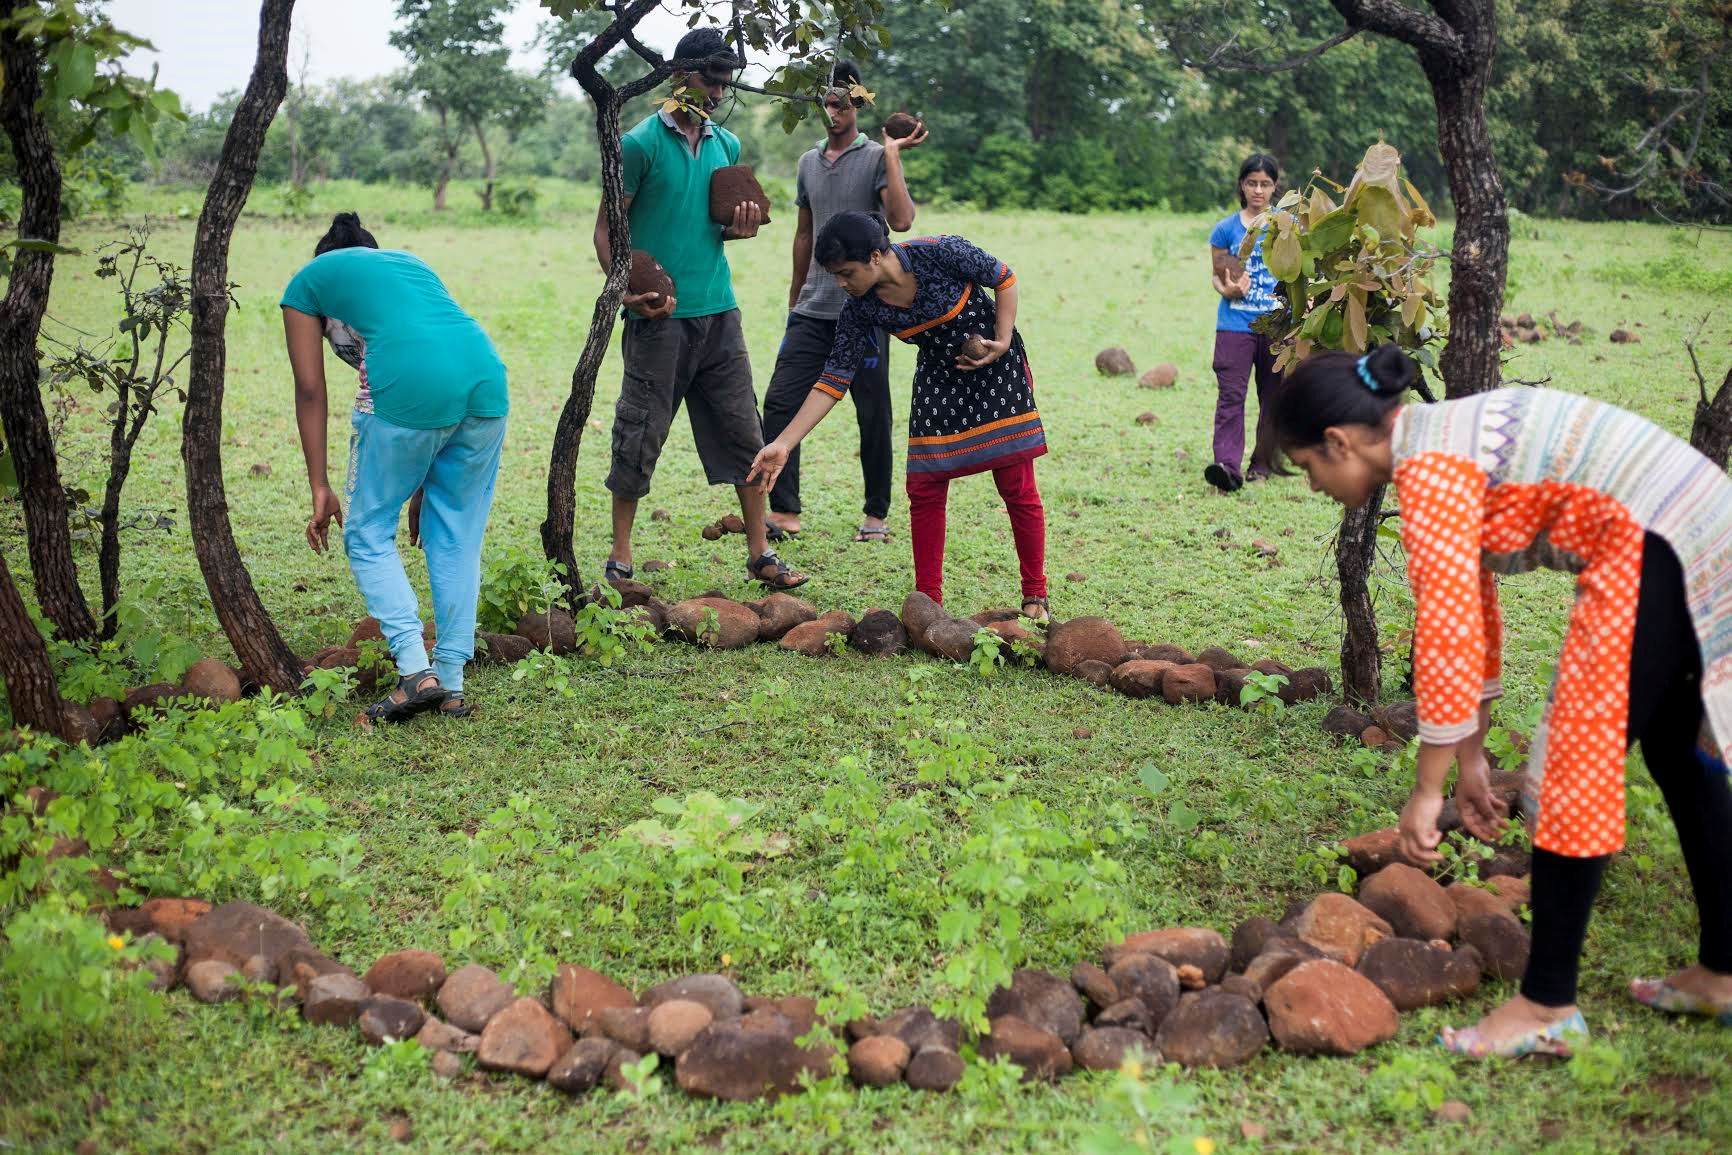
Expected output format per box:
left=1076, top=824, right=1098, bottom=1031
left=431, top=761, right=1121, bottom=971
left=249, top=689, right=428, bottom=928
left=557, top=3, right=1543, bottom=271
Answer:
left=766, top=524, right=801, bottom=543
left=1629, top=977, right=1732, bottom=1025
left=1436, top=1009, right=1587, bottom=1059
left=853, top=525, right=892, bottom=543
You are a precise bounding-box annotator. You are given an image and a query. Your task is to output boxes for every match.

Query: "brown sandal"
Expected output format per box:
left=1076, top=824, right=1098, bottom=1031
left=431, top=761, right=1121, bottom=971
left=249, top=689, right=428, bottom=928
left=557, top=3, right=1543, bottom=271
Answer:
left=746, top=549, right=810, bottom=590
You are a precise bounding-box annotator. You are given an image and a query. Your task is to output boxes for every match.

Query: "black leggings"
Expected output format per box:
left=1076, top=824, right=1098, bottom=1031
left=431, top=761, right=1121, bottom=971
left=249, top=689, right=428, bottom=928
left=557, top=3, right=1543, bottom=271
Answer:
left=1522, top=533, right=1732, bottom=1006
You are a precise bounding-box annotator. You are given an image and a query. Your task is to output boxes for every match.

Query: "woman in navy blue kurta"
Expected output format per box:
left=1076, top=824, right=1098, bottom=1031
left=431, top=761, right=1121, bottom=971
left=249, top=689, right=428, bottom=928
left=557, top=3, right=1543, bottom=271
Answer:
left=748, top=212, right=1048, bottom=617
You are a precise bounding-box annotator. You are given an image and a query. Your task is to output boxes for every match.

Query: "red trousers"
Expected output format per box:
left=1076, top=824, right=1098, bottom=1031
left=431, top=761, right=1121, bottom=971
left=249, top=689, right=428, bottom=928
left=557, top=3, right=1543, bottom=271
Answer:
left=905, top=459, right=1047, bottom=606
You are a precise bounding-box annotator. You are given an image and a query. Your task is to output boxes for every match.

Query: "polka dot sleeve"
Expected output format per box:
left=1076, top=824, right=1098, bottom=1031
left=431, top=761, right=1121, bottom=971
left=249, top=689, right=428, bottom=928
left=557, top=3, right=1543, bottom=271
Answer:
left=1395, top=452, right=1493, bottom=745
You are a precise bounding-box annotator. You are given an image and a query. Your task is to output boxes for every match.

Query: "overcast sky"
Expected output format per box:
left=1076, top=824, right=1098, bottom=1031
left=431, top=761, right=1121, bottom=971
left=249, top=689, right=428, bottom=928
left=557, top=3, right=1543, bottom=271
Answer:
left=107, top=0, right=742, bottom=111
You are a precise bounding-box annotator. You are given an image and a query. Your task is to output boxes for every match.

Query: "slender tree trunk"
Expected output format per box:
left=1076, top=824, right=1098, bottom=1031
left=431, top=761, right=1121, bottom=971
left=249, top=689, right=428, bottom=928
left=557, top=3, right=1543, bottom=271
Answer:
left=542, top=84, right=630, bottom=609
left=182, top=0, right=304, bottom=692
left=0, top=546, right=92, bottom=743
left=1692, top=362, right=1732, bottom=471
left=1336, top=488, right=1385, bottom=706
left=97, top=373, right=133, bottom=637
left=0, top=20, right=98, bottom=643
left=434, top=108, right=454, bottom=212
left=474, top=121, right=495, bottom=212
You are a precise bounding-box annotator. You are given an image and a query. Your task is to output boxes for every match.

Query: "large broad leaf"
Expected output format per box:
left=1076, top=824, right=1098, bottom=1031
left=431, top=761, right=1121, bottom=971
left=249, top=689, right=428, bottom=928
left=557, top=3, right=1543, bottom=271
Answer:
left=1401, top=292, right=1426, bottom=329
left=61, top=42, right=97, bottom=101
left=1307, top=185, right=1337, bottom=223
left=1345, top=289, right=1369, bottom=352
left=1353, top=185, right=1403, bottom=244
left=1266, top=218, right=1303, bottom=282
left=1307, top=208, right=1355, bottom=255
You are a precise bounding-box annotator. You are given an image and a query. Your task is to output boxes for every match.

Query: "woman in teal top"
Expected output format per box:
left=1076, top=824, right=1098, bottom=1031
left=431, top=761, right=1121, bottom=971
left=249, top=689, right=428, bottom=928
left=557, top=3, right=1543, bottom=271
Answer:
left=282, top=212, right=509, bottom=723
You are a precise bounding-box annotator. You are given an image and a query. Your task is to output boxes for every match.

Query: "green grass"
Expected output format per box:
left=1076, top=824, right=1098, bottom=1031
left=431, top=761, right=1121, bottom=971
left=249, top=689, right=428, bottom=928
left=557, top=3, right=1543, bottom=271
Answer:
left=5, top=181, right=1732, bottom=1153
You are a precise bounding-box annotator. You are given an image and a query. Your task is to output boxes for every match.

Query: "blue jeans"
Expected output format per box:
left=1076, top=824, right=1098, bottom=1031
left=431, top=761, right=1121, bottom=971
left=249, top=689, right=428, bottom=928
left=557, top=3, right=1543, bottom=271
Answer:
left=342, top=410, right=506, bottom=693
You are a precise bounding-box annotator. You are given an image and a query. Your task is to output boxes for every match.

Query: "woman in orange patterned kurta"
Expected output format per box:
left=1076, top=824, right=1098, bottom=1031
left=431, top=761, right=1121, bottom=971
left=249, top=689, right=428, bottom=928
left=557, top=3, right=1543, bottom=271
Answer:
left=1273, top=345, right=1732, bottom=1060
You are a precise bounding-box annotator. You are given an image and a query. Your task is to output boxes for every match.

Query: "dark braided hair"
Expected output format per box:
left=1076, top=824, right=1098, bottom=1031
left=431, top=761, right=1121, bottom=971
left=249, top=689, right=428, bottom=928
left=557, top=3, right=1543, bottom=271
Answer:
left=815, top=210, right=891, bottom=267
left=1271, top=344, right=1436, bottom=450
left=314, top=212, right=378, bottom=256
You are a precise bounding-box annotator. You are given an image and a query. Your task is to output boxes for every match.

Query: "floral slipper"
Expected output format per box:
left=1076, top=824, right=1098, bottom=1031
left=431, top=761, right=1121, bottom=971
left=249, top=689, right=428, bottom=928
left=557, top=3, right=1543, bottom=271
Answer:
left=1629, top=978, right=1732, bottom=1025
left=1436, top=1009, right=1587, bottom=1059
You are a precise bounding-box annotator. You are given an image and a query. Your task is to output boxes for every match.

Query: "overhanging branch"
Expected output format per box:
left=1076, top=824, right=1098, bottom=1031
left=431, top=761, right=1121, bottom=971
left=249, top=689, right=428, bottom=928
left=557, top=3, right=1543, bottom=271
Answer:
left=1175, top=25, right=1362, bottom=74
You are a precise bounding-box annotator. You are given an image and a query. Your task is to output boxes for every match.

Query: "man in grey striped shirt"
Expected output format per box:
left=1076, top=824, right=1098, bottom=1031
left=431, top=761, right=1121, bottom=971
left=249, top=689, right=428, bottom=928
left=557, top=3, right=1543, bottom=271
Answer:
left=760, top=60, right=925, bottom=543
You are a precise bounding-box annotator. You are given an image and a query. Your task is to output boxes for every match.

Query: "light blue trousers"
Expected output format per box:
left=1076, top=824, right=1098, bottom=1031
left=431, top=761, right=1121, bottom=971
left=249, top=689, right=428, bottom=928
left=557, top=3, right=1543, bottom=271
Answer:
left=343, top=410, right=506, bottom=693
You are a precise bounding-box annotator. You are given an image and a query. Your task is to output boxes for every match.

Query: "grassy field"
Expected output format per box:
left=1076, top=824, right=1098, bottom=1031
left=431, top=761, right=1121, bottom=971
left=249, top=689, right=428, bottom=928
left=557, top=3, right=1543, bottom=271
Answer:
left=5, top=177, right=1732, bottom=1153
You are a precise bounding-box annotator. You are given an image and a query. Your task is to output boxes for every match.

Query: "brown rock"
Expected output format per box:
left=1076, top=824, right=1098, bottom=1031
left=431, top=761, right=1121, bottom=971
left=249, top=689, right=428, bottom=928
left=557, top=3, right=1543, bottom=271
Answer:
left=648, top=998, right=714, bottom=1056
left=628, top=249, right=675, bottom=301
left=1155, top=990, right=1269, bottom=1068
left=1458, top=911, right=1530, bottom=981
left=1323, top=704, right=1375, bottom=739
left=184, top=958, right=241, bottom=1003
left=1485, top=874, right=1530, bottom=912
left=1609, top=328, right=1640, bottom=343
left=1229, top=917, right=1283, bottom=973
left=549, top=964, right=636, bottom=1032
left=431, top=1050, right=462, bottom=1079
left=1071, top=1026, right=1157, bottom=1071
left=847, top=1035, right=911, bottom=1087
left=1094, top=998, right=1154, bottom=1035
left=708, top=164, right=772, bottom=226
left=603, top=1046, right=645, bottom=1091
left=849, top=609, right=907, bottom=656
left=1162, top=663, right=1217, bottom=705
left=1110, top=659, right=1174, bottom=699
left=1131, top=644, right=1194, bottom=665
left=179, top=657, right=241, bottom=703
left=476, top=632, right=533, bottom=666
left=359, top=996, right=428, bottom=1045
left=986, top=969, right=1086, bottom=1045
left=1243, top=945, right=1317, bottom=992
left=182, top=901, right=312, bottom=982
left=1045, top=617, right=1127, bottom=675
left=477, top=998, right=572, bottom=1077
left=1447, top=881, right=1511, bottom=925
left=87, top=695, right=122, bottom=735
left=1096, top=347, right=1136, bottom=377
left=750, top=593, right=818, bottom=640
left=666, top=597, right=760, bottom=648
left=1292, top=892, right=1393, bottom=966
left=900, top=590, right=949, bottom=652
left=1371, top=700, right=1419, bottom=743
left=122, top=682, right=181, bottom=718
left=779, top=617, right=840, bottom=656
left=925, top=616, right=982, bottom=663
left=882, top=111, right=921, bottom=139
left=1218, top=974, right=1262, bottom=1002
left=701, top=523, right=724, bottom=540
left=548, top=1036, right=617, bottom=1093
left=1358, top=863, right=1457, bottom=942
left=775, top=996, right=818, bottom=1040
left=1278, top=667, right=1332, bottom=704
left=1361, top=725, right=1392, bottom=749
left=1071, top=962, right=1119, bottom=1011
left=675, top=1019, right=829, bottom=1101
left=904, top=1044, right=965, bottom=1091
left=303, top=972, right=371, bottom=1026
left=1194, top=646, right=1241, bottom=672
left=1340, top=828, right=1426, bottom=877
left=1107, top=928, right=1230, bottom=985
left=979, top=1014, right=1073, bottom=1081
left=363, top=950, right=446, bottom=1002
left=878, top=1006, right=961, bottom=1053
left=134, top=897, right=210, bottom=945
left=514, top=609, right=577, bottom=654
left=641, top=973, right=744, bottom=1020
left=414, top=1016, right=479, bottom=1053
left=1356, top=938, right=1482, bottom=1010
left=436, top=964, right=517, bottom=1033
left=1072, top=659, right=1114, bottom=687
left=1264, top=959, right=1399, bottom=1055
left=1139, top=363, right=1178, bottom=389
left=1107, top=953, right=1180, bottom=1031
left=1215, top=668, right=1250, bottom=707
left=959, top=333, right=991, bottom=362
left=595, top=1005, right=654, bottom=1052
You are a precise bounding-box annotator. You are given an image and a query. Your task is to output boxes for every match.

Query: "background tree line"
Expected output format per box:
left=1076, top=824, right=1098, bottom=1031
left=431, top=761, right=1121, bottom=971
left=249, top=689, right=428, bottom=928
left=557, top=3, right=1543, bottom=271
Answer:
left=6, top=0, right=1724, bottom=223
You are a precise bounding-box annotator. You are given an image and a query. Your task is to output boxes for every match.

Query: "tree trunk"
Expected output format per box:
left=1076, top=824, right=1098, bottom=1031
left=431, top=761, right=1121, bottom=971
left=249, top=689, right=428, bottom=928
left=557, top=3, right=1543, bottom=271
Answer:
left=1336, top=488, right=1385, bottom=706
left=182, top=0, right=304, bottom=693
left=0, top=20, right=98, bottom=643
left=542, top=85, right=630, bottom=610
left=0, top=546, right=91, bottom=743
left=434, top=108, right=455, bottom=212
left=474, top=120, right=495, bottom=212
left=1692, top=362, right=1732, bottom=471
left=97, top=372, right=133, bottom=637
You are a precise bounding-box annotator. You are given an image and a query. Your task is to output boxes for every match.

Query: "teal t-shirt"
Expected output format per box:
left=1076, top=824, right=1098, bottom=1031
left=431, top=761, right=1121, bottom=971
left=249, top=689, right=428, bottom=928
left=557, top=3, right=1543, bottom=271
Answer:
left=280, top=248, right=508, bottom=429
left=621, top=111, right=741, bottom=318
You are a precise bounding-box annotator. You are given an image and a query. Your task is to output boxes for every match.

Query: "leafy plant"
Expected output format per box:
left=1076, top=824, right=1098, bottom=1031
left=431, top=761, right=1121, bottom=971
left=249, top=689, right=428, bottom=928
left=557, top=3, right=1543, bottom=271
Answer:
left=0, top=892, right=172, bottom=1051
left=1298, top=842, right=1359, bottom=894
left=477, top=545, right=566, bottom=633
left=1238, top=670, right=1289, bottom=713
left=1077, top=1059, right=1202, bottom=1155
left=1247, top=141, right=1446, bottom=373
left=968, top=627, right=1005, bottom=677
left=1368, top=1051, right=1456, bottom=1117
left=571, top=583, right=656, bottom=666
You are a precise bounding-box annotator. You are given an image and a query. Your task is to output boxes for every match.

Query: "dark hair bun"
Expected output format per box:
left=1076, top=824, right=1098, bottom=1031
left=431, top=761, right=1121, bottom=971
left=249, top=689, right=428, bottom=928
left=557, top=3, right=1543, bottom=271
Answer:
left=333, top=211, right=361, bottom=226
left=1364, top=344, right=1419, bottom=394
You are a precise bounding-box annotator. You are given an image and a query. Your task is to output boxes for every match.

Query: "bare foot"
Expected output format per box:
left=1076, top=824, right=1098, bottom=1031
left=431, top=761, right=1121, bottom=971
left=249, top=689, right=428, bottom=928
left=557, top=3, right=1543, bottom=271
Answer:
left=1458, top=994, right=1577, bottom=1048
left=767, top=513, right=801, bottom=535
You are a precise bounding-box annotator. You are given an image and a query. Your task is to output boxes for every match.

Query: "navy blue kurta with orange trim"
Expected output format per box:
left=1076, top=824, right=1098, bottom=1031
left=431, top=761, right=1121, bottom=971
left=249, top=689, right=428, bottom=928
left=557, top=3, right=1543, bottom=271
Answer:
left=816, top=236, right=1046, bottom=480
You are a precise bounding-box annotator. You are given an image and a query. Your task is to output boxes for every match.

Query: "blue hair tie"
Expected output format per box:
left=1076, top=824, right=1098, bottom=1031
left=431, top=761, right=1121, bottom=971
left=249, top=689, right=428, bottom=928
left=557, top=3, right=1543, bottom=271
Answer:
left=1355, top=355, right=1380, bottom=392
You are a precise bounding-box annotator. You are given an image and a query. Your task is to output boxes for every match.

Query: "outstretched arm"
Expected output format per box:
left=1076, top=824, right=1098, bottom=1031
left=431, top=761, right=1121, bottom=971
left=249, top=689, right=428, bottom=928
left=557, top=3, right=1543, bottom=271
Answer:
left=284, top=307, right=343, bottom=553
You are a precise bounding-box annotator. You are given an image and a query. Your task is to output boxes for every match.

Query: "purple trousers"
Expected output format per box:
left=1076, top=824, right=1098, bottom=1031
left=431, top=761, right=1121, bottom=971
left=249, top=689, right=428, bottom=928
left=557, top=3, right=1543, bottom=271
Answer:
left=1211, top=329, right=1280, bottom=480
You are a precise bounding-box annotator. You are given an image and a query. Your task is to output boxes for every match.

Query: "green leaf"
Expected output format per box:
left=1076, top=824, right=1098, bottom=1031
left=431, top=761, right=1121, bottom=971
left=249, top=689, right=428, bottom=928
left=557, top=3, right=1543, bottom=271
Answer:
left=1307, top=208, right=1354, bottom=254
left=1266, top=220, right=1302, bottom=282
left=1137, top=764, right=1169, bottom=799
left=6, top=237, right=81, bottom=256
left=62, top=42, right=97, bottom=101
left=149, top=88, right=184, bottom=117
left=1353, top=186, right=1403, bottom=244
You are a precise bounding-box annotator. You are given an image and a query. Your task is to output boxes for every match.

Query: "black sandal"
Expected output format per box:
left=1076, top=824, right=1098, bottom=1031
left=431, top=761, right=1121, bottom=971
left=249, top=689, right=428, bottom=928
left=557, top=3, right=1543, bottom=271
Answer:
left=439, top=694, right=476, bottom=719
left=1020, top=597, right=1051, bottom=625
left=603, top=559, right=634, bottom=583
left=364, top=669, right=448, bottom=724
left=853, top=524, right=892, bottom=543
left=765, top=523, right=800, bottom=543
left=746, top=549, right=810, bottom=590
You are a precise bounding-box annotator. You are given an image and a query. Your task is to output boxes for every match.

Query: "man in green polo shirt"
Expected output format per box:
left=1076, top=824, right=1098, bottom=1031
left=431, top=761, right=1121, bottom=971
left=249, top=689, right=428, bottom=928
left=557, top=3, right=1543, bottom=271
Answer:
left=593, top=27, right=808, bottom=590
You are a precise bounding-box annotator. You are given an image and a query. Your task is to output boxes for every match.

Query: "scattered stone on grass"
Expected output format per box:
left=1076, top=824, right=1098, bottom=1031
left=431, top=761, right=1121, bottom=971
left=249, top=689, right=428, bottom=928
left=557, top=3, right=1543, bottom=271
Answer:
left=1264, top=960, right=1399, bottom=1056
left=904, top=1045, right=965, bottom=1091
left=1447, top=881, right=1511, bottom=925
left=675, top=1019, right=828, bottom=1101
left=1106, top=953, right=1180, bottom=1032
left=1095, top=348, right=1136, bottom=376
left=1045, top=617, right=1127, bottom=675
left=431, top=1050, right=463, bottom=1080
left=1355, top=938, right=1482, bottom=1011
left=780, top=613, right=856, bottom=656
left=1215, top=668, right=1250, bottom=707
left=1292, top=892, right=1393, bottom=966
left=986, top=969, right=1086, bottom=1045
left=1437, top=1100, right=1473, bottom=1124
left=1136, top=411, right=1158, bottom=426
left=179, top=658, right=241, bottom=703
left=1155, top=989, right=1269, bottom=1068
left=1094, top=998, right=1155, bottom=1035
left=1072, top=726, right=1094, bottom=739
left=667, top=597, right=761, bottom=649
left=550, top=964, right=636, bottom=1033
left=1457, top=911, right=1531, bottom=981
left=184, top=958, right=241, bottom=1004
left=850, top=609, right=907, bottom=656
left=604, top=1047, right=645, bottom=1091
left=436, top=964, right=517, bottom=1033
left=596, top=1005, right=654, bottom=1052
left=847, top=1035, right=911, bottom=1087
left=477, top=998, right=572, bottom=1077
left=650, top=507, right=671, bottom=522
left=548, top=1037, right=618, bottom=1093
left=1484, top=874, right=1531, bottom=912
left=183, top=901, right=313, bottom=981
left=877, top=1006, right=962, bottom=1054
left=1371, top=700, right=1419, bottom=743
left=1340, top=828, right=1420, bottom=877
left=1194, top=646, right=1241, bottom=672
left=1071, top=962, right=1119, bottom=1010
left=1357, top=863, right=1457, bottom=942
left=476, top=632, right=533, bottom=666
left=360, top=996, right=428, bottom=1045
left=1072, top=659, right=1113, bottom=687
left=925, top=617, right=981, bottom=663
left=641, top=560, right=674, bottom=573
left=364, top=950, right=446, bottom=1002
left=1071, top=1026, right=1156, bottom=1071
left=750, top=593, right=818, bottom=640
left=1229, top=917, right=1283, bottom=973
left=1278, top=667, right=1332, bottom=704
left=1610, top=329, right=1640, bottom=343
left=979, top=1014, right=1073, bottom=1082
left=1162, top=663, right=1217, bottom=705
left=719, top=513, right=747, bottom=535
left=1139, top=364, right=1178, bottom=389
left=303, top=972, right=371, bottom=1026
left=649, top=999, right=715, bottom=1056
left=1110, top=659, right=1173, bottom=699
left=899, top=591, right=950, bottom=653
left=1243, top=945, right=1319, bottom=992
left=415, top=1017, right=479, bottom=1053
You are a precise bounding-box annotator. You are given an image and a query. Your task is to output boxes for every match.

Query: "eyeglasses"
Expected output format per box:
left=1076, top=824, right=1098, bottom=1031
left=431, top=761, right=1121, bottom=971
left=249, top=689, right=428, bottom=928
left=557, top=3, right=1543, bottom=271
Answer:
left=1242, top=179, right=1276, bottom=191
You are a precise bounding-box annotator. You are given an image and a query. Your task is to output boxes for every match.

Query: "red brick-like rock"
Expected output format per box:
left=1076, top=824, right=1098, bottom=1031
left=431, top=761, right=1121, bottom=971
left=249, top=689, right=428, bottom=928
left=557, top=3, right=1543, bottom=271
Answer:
left=1485, top=874, right=1530, bottom=912
left=628, top=249, right=674, bottom=301
left=1046, top=617, right=1128, bottom=675
left=179, top=657, right=241, bottom=703
left=477, top=997, right=572, bottom=1077
left=847, top=1035, right=911, bottom=1087
left=1194, top=646, right=1241, bottom=672
left=436, top=964, right=516, bottom=1033
left=550, top=964, right=636, bottom=1032
left=1162, top=663, right=1217, bottom=705
left=1292, top=892, right=1393, bottom=966
left=1278, top=667, right=1332, bottom=704
left=708, top=164, right=772, bottom=225
left=1339, top=828, right=1426, bottom=877
left=979, top=1014, right=1073, bottom=1081
left=363, top=950, right=446, bottom=1002
left=1110, top=659, right=1173, bottom=699
left=668, top=597, right=761, bottom=649
left=1358, top=863, right=1457, bottom=942
left=1264, top=959, right=1399, bottom=1056
left=1323, top=704, right=1375, bottom=738
left=882, top=112, right=921, bottom=140
left=1107, top=927, right=1230, bottom=985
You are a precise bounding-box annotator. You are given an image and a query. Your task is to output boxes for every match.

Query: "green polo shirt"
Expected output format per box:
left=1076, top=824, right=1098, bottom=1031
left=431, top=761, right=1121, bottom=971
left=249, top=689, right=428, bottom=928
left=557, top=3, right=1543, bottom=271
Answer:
left=621, top=110, right=742, bottom=319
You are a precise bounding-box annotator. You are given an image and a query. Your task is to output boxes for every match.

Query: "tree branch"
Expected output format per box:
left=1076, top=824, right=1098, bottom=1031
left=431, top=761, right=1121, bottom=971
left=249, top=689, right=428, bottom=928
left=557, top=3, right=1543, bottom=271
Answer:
left=1685, top=312, right=1715, bottom=406
left=1174, top=25, right=1362, bottom=74
left=1326, top=0, right=1462, bottom=59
